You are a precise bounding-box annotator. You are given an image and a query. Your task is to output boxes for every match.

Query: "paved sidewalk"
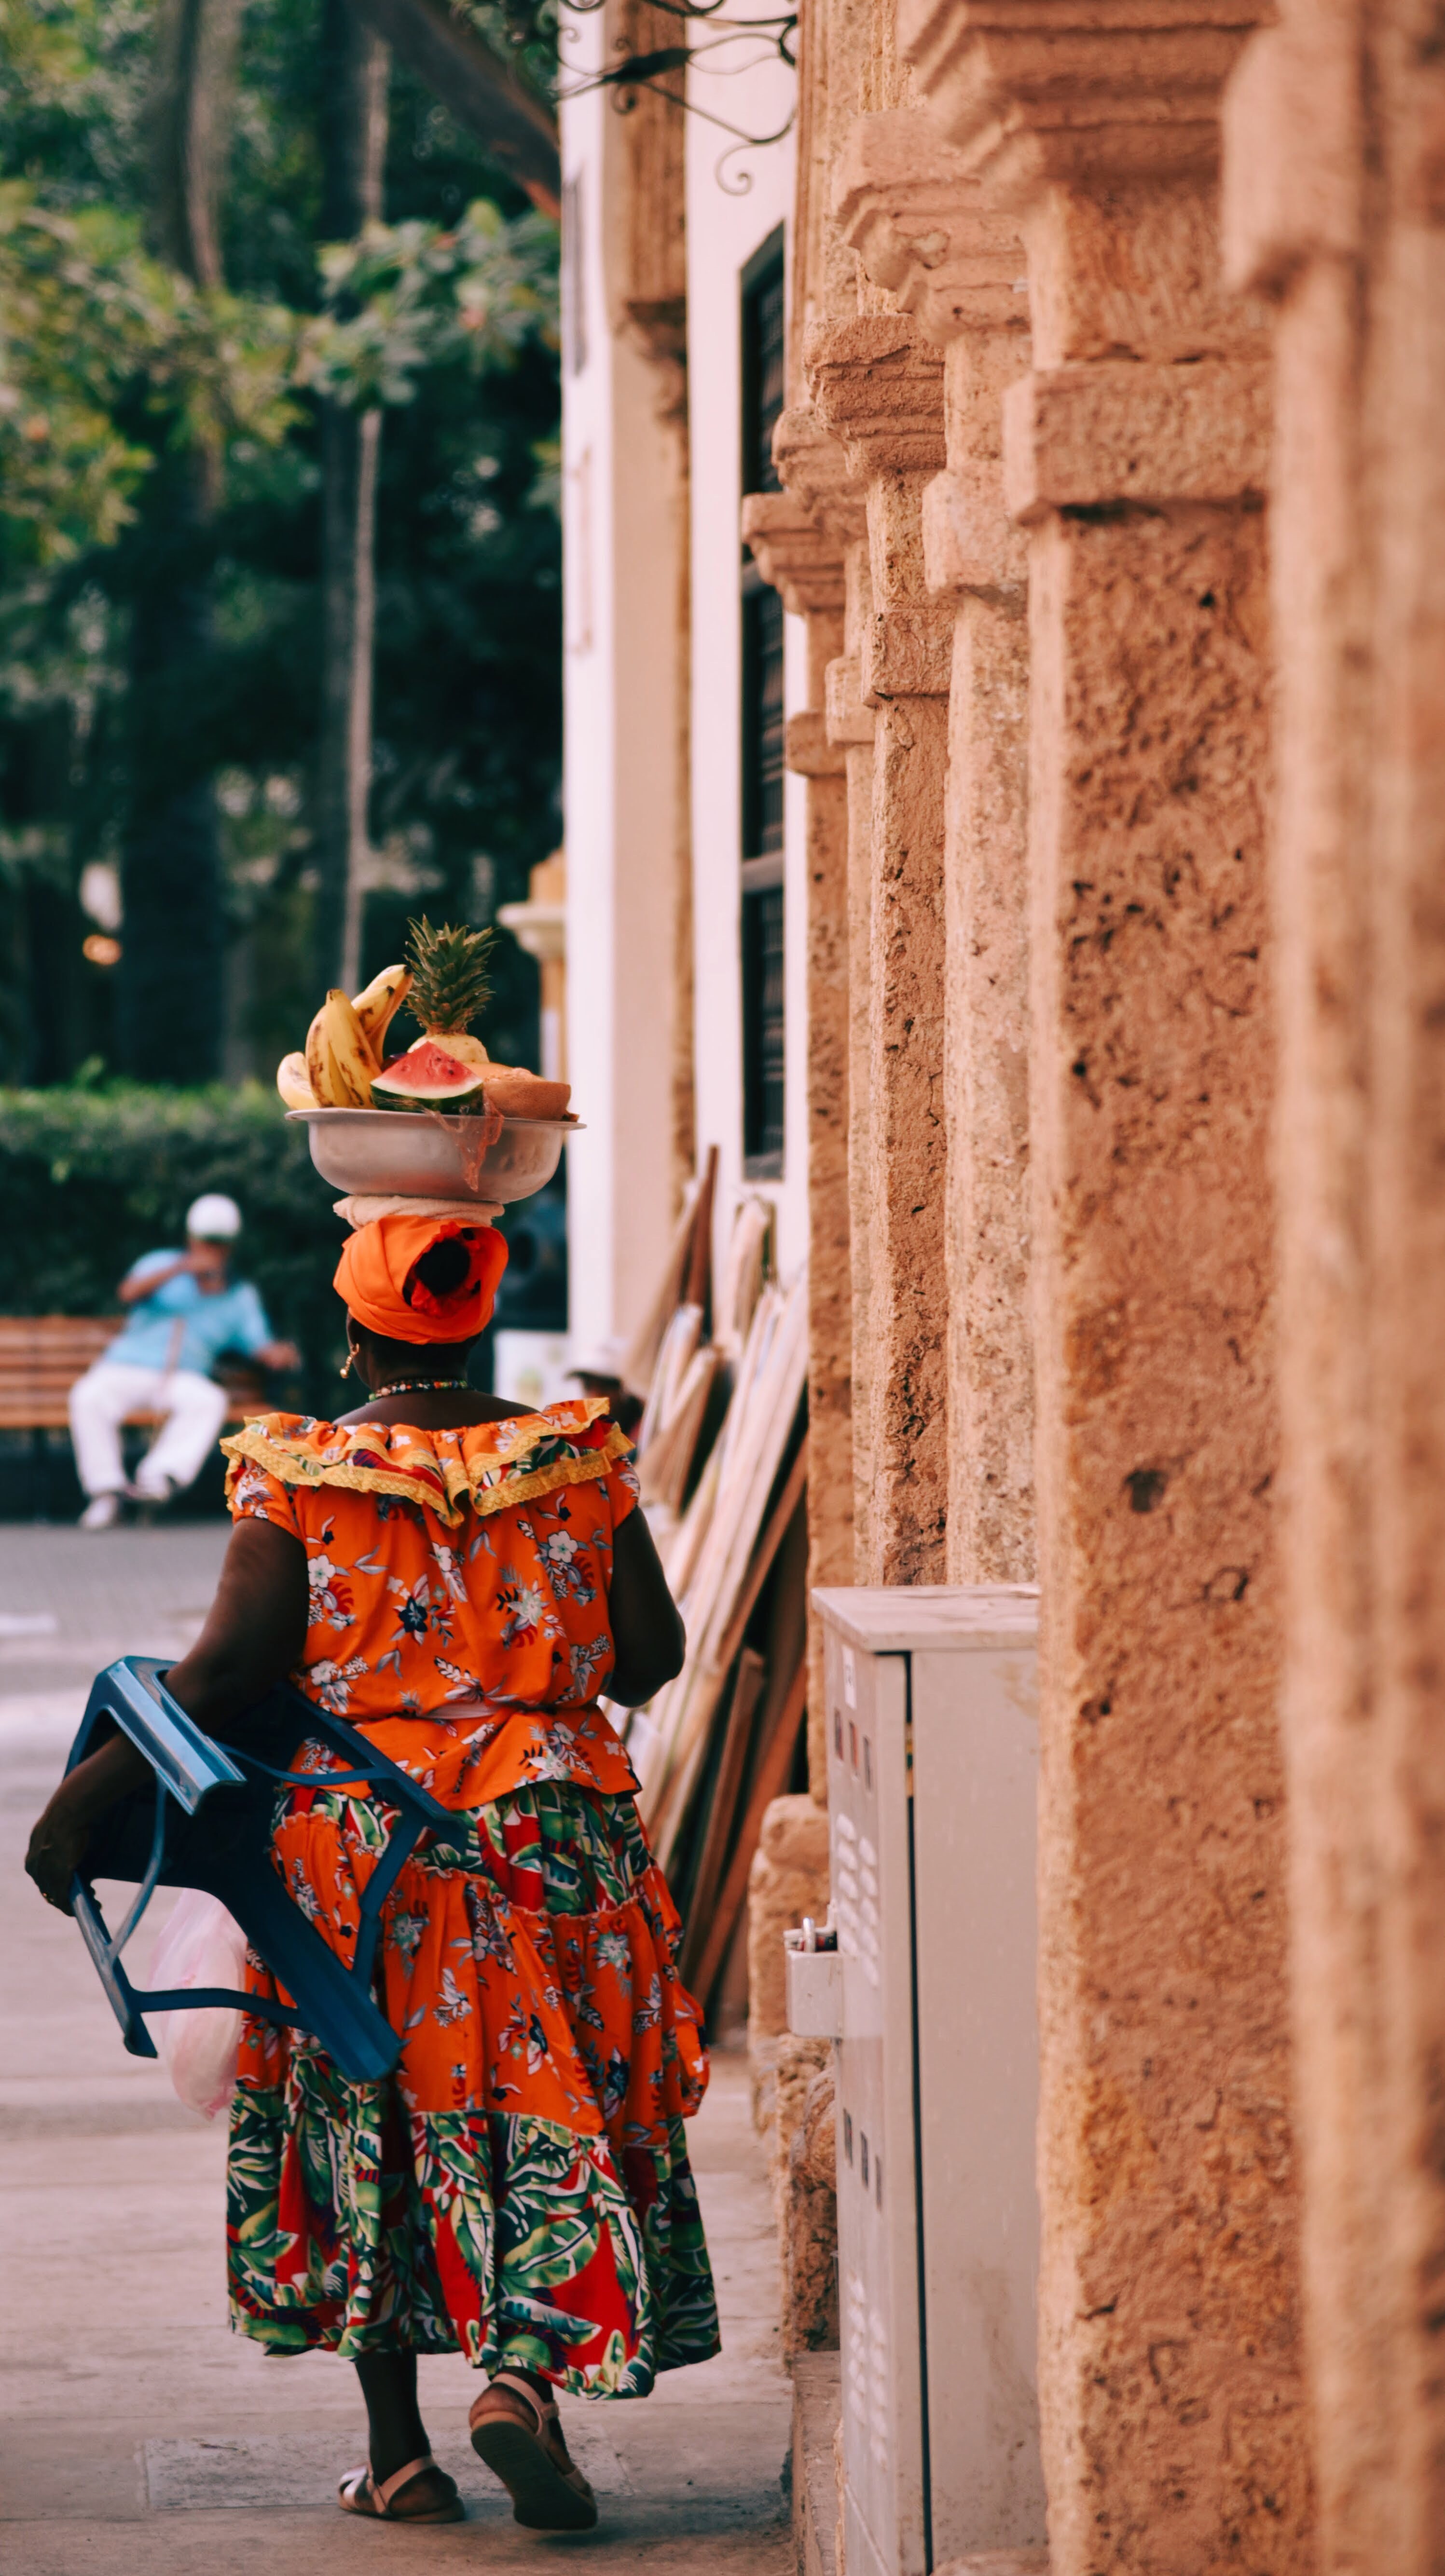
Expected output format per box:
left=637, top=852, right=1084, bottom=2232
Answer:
left=0, top=1527, right=792, bottom=2572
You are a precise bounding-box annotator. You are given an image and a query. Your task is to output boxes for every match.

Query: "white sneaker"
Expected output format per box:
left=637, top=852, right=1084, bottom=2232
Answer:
left=78, top=1493, right=121, bottom=1532
left=127, top=1475, right=174, bottom=1507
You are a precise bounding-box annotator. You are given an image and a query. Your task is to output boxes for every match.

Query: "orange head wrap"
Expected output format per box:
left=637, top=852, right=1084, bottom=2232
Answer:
left=334, top=1214, right=508, bottom=1343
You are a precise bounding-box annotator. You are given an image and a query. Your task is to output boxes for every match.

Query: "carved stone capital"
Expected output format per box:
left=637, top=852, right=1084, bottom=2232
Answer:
left=785, top=710, right=847, bottom=777
left=772, top=405, right=869, bottom=543
left=804, top=319, right=947, bottom=481
left=824, top=656, right=877, bottom=747
left=899, top=0, right=1263, bottom=198
left=832, top=111, right=1029, bottom=350
left=742, top=494, right=848, bottom=617
left=1002, top=357, right=1270, bottom=516
left=861, top=605, right=954, bottom=706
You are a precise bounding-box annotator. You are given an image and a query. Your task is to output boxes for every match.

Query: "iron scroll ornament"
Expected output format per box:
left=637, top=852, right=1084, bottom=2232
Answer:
left=554, top=0, right=797, bottom=195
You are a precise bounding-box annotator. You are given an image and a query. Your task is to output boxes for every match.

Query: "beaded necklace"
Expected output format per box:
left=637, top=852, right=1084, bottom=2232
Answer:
left=369, top=1377, right=470, bottom=1402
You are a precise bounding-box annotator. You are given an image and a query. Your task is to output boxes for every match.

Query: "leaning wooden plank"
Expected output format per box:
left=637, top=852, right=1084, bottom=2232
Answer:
left=700, top=1277, right=807, bottom=1655
left=683, top=1285, right=779, bottom=1567
left=709, top=1434, right=808, bottom=1683
left=635, top=1293, right=782, bottom=1816
left=678, top=1646, right=767, bottom=1990
left=650, top=1280, right=809, bottom=1843
left=682, top=1144, right=718, bottom=1320
left=641, top=1277, right=797, bottom=1828
left=619, top=1176, right=705, bottom=1399
left=714, top=1196, right=772, bottom=1354
left=647, top=1427, right=808, bottom=1860
left=662, top=1433, right=724, bottom=1594
left=691, top=1655, right=809, bottom=2010
left=639, top=1345, right=721, bottom=1509
left=648, top=1408, right=804, bottom=1849
left=665, top=1283, right=793, bottom=1681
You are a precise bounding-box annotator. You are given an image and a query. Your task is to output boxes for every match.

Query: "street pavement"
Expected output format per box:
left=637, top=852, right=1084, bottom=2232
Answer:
left=0, top=1524, right=792, bottom=2573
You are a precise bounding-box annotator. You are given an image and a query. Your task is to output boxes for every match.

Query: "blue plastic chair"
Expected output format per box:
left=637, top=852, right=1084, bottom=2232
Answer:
left=66, top=1656, right=453, bottom=2084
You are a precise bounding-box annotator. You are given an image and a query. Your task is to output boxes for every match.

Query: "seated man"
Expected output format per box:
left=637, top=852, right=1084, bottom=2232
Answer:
left=68, top=1193, right=300, bottom=1531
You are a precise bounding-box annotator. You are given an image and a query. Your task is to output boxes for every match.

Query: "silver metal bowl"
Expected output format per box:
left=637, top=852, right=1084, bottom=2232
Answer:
left=287, top=1108, right=578, bottom=1204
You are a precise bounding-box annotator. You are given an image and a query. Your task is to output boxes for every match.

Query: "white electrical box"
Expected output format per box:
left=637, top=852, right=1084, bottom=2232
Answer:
left=806, top=1585, right=1045, bottom=2576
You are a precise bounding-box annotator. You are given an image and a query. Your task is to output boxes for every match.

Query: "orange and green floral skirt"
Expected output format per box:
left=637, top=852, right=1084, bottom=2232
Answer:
left=227, top=1774, right=719, bottom=2396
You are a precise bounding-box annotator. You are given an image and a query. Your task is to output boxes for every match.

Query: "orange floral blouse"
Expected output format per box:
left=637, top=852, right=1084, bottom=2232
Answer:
left=218, top=1401, right=708, bottom=2177
left=220, top=1399, right=644, bottom=1811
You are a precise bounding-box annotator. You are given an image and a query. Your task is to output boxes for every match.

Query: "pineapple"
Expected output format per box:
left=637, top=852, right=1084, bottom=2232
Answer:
left=404, top=918, right=496, bottom=1074
left=388, top=910, right=573, bottom=1121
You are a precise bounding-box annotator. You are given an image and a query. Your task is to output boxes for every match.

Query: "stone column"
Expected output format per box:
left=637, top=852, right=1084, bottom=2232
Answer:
left=772, top=405, right=879, bottom=1582
left=835, top=109, right=1037, bottom=1586
left=769, top=0, right=887, bottom=1586
left=805, top=317, right=951, bottom=1585
left=903, top=5, right=1314, bottom=2564
left=742, top=493, right=853, bottom=1792
left=737, top=0, right=872, bottom=2367
left=1223, top=10, right=1445, bottom=2566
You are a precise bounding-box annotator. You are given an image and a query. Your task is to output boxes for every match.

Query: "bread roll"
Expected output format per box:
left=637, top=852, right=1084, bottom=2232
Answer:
left=482, top=1065, right=572, bottom=1120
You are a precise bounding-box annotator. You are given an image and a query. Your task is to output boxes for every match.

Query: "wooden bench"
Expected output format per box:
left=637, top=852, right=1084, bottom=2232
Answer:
left=0, top=1317, right=268, bottom=1432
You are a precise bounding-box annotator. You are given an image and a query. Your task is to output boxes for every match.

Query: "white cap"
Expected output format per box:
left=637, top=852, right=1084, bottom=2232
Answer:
left=186, top=1192, right=242, bottom=1240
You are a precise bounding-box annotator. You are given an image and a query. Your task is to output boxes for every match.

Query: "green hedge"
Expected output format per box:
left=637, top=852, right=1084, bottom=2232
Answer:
left=0, top=1082, right=351, bottom=1407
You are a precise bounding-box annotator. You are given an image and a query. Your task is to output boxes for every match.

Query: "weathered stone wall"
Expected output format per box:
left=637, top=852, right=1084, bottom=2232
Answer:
left=808, top=319, right=951, bottom=1584
left=745, top=1795, right=836, bottom=2355
left=741, top=499, right=853, bottom=1783
left=739, top=0, right=868, bottom=2378
left=1222, top=6, right=1445, bottom=2566
left=893, top=6, right=1314, bottom=2550
left=735, top=4, right=1445, bottom=2566
left=754, top=0, right=1317, bottom=2562
left=833, top=110, right=1036, bottom=1588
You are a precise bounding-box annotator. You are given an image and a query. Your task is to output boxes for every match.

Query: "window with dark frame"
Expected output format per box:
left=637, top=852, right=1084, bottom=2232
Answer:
left=741, top=580, right=785, bottom=863
left=740, top=228, right=787, bottom=1179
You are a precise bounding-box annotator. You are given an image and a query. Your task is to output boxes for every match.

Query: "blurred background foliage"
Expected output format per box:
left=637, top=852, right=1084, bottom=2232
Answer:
left=0, top=0, right=561, bottom=1091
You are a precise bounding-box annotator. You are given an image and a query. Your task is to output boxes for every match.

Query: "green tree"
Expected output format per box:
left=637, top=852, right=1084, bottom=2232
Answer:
left=0, top=0, right=561, bottom=1088
left=121, top=0, right=239, bottom=1080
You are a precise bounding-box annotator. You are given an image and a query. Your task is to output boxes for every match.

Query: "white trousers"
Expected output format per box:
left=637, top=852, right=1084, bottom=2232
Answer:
left=69, top=1362, right=230, bottom=1499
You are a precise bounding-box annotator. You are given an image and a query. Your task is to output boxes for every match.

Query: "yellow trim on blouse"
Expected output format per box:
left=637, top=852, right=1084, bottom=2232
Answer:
left=220, top=1398, right=633, bottom=1529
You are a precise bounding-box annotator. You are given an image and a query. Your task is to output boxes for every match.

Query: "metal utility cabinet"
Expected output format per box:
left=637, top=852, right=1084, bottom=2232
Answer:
left=790, top=1586, right=1045, bottom=2576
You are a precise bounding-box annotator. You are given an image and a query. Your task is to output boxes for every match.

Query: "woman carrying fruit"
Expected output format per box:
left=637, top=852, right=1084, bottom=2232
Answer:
left=26, top=1208, right=716, bottom=2532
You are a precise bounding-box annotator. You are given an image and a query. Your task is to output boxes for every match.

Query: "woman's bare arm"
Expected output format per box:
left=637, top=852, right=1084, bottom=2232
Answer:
left=607, top=1507, right=686, bottom=1707
left=160, top=1516, right=311, bottom=1728
left=25, top=1518, right=310, bottom=1912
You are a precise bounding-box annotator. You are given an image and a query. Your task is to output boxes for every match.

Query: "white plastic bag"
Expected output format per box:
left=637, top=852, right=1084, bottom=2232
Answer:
left=149, top=1888, right=248, bottom=2119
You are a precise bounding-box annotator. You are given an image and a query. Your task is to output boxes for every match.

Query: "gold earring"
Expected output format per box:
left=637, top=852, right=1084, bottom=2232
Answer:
left=339, top=1350, right=354, bottom=1379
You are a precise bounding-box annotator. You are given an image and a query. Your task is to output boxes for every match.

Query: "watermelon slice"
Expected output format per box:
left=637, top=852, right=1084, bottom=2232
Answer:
left=372, top=1040, right=490, bottom=1110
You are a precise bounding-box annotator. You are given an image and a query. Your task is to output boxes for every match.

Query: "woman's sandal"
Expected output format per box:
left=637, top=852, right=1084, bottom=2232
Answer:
left=468, top=2370, right=599, bottom=2532
left=338, top=2453, right=466, bottom=2522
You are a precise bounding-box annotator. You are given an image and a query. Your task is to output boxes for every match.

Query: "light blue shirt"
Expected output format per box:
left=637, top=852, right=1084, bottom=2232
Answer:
left=105, top=1252, right=273, bottom=1379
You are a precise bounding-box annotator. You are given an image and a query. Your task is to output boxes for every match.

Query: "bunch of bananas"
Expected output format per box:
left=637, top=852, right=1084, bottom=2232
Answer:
left=275, top=963, right=412, bottom=1112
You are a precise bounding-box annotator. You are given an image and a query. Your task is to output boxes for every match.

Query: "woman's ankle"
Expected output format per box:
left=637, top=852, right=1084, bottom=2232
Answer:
left=354, top=2347, right=428, bottom=2483
left=495, top=2361, right=551, bottom=2399
left=369, top=2427, right=431, bottom=2485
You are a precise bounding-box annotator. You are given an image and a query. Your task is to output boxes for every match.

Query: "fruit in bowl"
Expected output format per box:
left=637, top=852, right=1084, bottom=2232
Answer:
left=276, top=919, right=572, bottom=1120
left=369, top=1037, right=490, bottom=1110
